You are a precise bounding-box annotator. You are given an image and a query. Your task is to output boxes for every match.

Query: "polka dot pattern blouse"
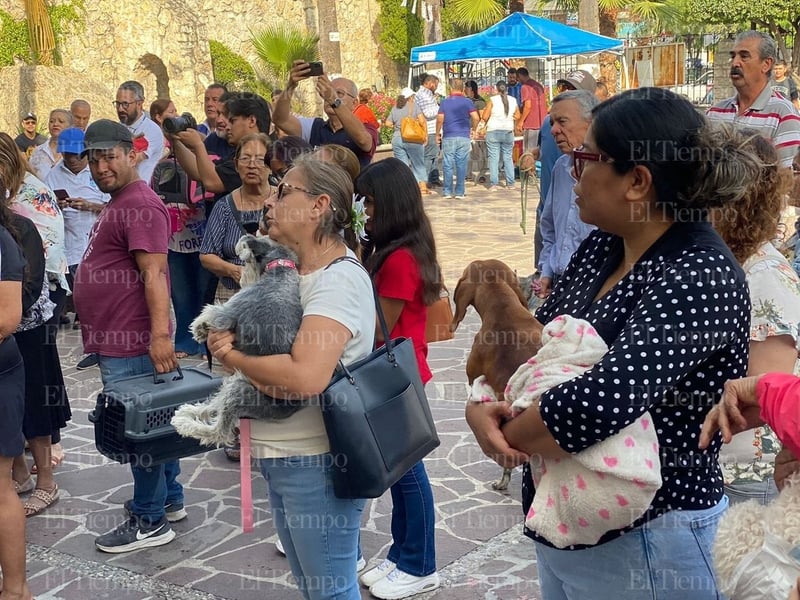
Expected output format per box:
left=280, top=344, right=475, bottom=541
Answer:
left=522, top=221, right=750, bottom=549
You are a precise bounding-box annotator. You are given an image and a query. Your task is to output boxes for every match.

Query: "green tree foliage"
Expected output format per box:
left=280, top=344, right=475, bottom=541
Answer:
left=0, top=0, right=84, bottom=67
left=683, top=0, right=800, bottom=67
left=448, top=0, right=504, bottom=30
left=250, top=24, right=319, bottom=87
left=209, top=40, right=271, bottom=97
left=377, top=0, right=424, bottom=63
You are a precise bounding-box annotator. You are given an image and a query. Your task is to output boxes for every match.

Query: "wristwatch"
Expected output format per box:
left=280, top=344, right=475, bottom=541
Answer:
left=329, top=98, right=342, bottom=109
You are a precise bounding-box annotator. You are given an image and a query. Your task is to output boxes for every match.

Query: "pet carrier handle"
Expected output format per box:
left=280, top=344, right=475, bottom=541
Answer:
left=152, top=364, right=184, bottom=385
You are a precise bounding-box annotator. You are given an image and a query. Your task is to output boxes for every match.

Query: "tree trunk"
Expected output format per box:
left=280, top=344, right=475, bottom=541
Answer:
left=793, top=24, right=800, bottom=72
left=598, top=9, right=618, bottom=94
left=508, top=0, right=525, bottom=12
left=578, top=0, right=599, bottom=34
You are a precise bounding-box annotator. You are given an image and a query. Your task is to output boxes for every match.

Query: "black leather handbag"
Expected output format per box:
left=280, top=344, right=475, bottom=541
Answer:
left=320, top=258, right=440, bottom=499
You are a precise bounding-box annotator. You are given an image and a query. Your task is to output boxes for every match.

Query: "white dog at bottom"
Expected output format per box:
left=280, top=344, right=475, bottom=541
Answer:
left=714, top=474, right=800, bottom=599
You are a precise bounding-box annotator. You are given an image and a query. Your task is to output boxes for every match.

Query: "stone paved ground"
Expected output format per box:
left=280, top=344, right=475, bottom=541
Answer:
left=23, top=181, right=545, bottom=600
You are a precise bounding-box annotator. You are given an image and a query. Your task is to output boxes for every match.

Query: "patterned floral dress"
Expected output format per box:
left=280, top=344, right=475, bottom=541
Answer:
left=719, top=241, right=800, bottom=488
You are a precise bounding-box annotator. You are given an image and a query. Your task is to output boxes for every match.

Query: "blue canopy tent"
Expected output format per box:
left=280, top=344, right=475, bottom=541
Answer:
left=410, top=12, right=622, bottom=63
left=409, top=12, right=624, bottom=96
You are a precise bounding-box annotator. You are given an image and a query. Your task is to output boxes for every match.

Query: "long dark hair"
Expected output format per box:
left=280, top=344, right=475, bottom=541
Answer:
left=355, top=158, right=442, bottom=305
left=496, top=80, right=509, bottom=116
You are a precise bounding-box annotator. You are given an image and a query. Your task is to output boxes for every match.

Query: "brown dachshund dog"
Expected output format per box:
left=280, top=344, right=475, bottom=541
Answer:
left=451, top=259, right=544, bottom=490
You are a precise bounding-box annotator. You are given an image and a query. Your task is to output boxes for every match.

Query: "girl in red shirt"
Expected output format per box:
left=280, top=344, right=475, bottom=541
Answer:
left=355, top=157, right=443, bottom=599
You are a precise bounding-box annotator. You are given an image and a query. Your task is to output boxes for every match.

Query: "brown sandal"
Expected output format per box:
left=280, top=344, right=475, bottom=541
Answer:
left=14, top=477, right=34, bottom=494
left=23, top=484, right=59, bottom=517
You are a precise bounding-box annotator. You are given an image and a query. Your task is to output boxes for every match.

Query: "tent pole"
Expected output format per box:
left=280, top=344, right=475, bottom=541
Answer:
left=547, top=58, right=554, bottom=101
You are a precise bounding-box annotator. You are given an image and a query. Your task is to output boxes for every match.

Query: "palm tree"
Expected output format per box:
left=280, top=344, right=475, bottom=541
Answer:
left=250, top=24, right=320, bottom=87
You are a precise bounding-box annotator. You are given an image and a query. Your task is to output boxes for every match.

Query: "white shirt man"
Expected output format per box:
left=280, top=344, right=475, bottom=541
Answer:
left=115, top=80, right=165, bottom=183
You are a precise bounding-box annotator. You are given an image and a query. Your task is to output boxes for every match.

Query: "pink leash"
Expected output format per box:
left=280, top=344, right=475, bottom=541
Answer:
left=239, top=419, right=254, bottom=533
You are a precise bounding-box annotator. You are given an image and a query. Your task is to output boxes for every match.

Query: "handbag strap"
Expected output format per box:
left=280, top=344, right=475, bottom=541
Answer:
left=325, top=255, right=395, bottom=361
left=228, top=194, right=248, bottom=236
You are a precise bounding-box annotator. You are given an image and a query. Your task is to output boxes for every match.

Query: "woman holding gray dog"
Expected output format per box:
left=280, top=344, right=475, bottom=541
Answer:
left=206, top=156, right=375, bottom=600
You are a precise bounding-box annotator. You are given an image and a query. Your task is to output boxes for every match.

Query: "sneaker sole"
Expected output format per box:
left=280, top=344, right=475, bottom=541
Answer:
left=369, top=575, right=440, bottom=599
left=359, top=565, right=396, bottom=588
left=95, top=528, right=176, bottom=554
left=166, top=507, right=187, bottom=522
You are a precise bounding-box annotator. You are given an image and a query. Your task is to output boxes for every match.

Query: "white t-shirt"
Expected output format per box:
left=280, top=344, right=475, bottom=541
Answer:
left=250, top=250, right=376, bottom=458
left=485, top=93, right=518, bottom=133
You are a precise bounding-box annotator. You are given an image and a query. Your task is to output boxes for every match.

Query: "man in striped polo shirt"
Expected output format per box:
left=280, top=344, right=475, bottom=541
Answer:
left=706, top=30, right=800, bottom=168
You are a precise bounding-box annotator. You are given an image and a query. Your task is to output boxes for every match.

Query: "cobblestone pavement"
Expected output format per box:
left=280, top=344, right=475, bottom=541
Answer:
left=25, top=181, right=545, bottom=599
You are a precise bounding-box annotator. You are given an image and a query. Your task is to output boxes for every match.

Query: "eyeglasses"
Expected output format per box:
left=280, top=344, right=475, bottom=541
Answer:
left=572, top=145, right=615, bottom=179
left=793, top=164, right=800, bottom=176
left=276, top=182, right=314, bottom=201
left=236, top=155, right=267, bottom=166
left=112, top=100, right=139, bottom=109
left=335, top=89, right=357, bottom=99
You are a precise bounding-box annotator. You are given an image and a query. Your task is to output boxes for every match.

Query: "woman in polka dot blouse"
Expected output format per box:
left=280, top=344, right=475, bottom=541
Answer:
left=466, top=89, right=752, bottom=599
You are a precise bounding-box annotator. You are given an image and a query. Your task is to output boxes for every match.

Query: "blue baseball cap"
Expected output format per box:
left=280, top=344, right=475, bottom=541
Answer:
left=57, top=127, right=85, bottom=155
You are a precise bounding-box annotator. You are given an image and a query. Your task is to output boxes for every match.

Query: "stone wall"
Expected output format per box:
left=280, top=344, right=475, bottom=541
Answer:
left=0, top=65, right=116, bottom=134
left=0, top=0, right=398, bottom=126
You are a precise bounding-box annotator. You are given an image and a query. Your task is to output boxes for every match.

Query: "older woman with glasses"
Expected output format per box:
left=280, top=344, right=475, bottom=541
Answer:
left=206, top=157, right=375, bottom=600
left=200, top=133, right=271, bottom=301
left=467, top=88, right=756, bottom=599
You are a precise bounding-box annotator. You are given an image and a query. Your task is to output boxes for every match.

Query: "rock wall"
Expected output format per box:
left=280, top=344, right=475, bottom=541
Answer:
left=0, top=65, right=116, bottom=134
left=0, top=0, right=397, bottom=127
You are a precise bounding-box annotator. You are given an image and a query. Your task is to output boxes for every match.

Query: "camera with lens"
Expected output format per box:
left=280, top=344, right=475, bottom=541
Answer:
left=162, top=112, right=198, bottom=134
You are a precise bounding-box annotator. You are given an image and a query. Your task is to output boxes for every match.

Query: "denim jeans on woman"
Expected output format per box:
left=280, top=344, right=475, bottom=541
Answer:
left=441, top=137, right=471, bottom=197
left=534, top=496, right=728, bottom=600
left=391, top=138, right=428, bottom=184
left=485, top=130, right=515, bottom=187
left=386, top=461, right=436, bottom=576
left=97, top=354, right=184, bottom=525
left=168, top=250, right=212, bottom=355
left=260, top=453, right=365, bottom=600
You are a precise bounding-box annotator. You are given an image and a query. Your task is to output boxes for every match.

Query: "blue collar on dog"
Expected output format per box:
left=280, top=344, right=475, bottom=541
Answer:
left=265, top=258, right=296, bottom=270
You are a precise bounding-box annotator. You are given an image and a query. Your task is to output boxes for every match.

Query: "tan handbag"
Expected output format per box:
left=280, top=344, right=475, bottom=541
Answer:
left=426, top=287, right=454, bottom=343
left=401, top=116, right=426, bottom=144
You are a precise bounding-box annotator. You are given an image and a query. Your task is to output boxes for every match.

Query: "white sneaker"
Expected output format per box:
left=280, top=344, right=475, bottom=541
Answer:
left=359, top=558, right=396, bottom=587
left=275, top=538, right=285, bottom=555
left=369, top=569, right=440, bottom=599
left=357, top=556, right=367, bottom=572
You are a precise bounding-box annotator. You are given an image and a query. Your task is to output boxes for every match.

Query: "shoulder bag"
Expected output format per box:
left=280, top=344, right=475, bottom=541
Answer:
left=320, top=257, right=440, bottom=498
left=400, top=116, right=427, bottom=144
left=426, top=285, right=454, bottom=343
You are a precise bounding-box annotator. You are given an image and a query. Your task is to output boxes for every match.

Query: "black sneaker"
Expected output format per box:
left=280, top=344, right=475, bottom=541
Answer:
left=124, top=499, right=187, bottom=523
left=76, top=354, right=99, bottom=370
left=95, top=516, right=175, bottom=553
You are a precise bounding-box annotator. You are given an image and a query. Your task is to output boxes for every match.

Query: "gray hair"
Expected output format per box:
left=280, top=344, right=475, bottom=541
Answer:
left=450, top=78, right=464, bottom=92
left=50, top=108, right=73, bottom=124
left=735, top=30, right=777, bottom=75
left=70, top=99, right=90, bottom=111
left=551, top=90, right=599, bottom=121
left=118, top=80, right=145, bottom=101
left=292, top=156, right=358, bottom=251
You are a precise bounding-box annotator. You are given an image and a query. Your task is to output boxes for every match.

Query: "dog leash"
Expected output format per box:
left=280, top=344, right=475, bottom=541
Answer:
left=239, top=418, right=254, bottom=533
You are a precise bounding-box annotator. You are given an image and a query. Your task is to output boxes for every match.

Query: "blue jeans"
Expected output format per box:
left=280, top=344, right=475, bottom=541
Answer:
left=425, top=133, right=440, bottom=185
left=97, top=354, right=184, bottom=525
left=260, top=454, right=365, bottom=600
left=725, top=478, right=779, bottom=505
left=485, top=130, right=515, bottom=186
left=386, top=461, right=436, bottom=576
left=168, top=250, right=212, bottom=355
left=442, top=136, right=471, bottom=197
left=392, top=138, right=428, bottom=184
left=534, top=497, right=728, bottom=599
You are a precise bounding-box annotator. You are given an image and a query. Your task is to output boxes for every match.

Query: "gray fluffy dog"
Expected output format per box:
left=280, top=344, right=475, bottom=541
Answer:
left=171, top=234, right=304, bottom=446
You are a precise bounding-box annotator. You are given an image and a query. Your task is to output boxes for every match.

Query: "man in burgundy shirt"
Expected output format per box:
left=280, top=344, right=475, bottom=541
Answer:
left=516, top=67, right=548, bottom=152
left=74, top=119, right=182, bottom=554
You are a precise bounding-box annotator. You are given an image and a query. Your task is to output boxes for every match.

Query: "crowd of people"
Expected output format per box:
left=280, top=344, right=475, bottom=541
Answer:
left=3, top=27, right=800, bottom=600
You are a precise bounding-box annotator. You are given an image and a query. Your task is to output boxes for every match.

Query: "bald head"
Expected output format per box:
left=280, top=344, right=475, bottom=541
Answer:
left=70, top=99, right=91, bottom=130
